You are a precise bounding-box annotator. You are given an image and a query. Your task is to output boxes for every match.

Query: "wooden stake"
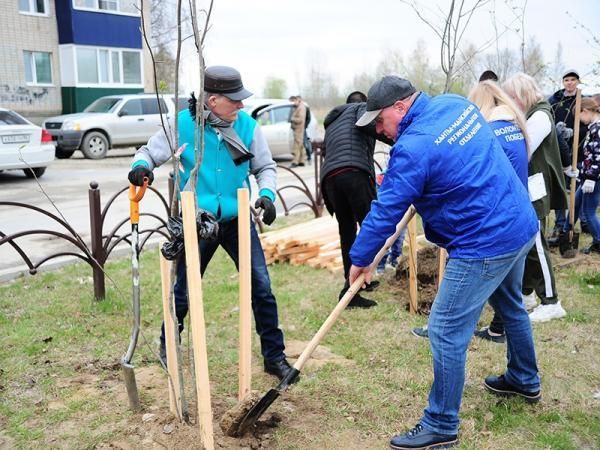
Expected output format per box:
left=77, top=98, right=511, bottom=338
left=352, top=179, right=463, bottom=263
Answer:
left=437, top=248, right=447, bottom=289
left=407, top=215, right=418, bottom=314
left=159, top=250, right=182, bottom=418
left=568, top=89, right=582, bottom=233
left=181, top=192, right=214, bottom=450
left=237, top=189, right=252, bottom=402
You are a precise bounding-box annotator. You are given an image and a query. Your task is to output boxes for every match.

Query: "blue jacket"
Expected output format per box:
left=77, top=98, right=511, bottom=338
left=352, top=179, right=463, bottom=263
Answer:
left=489, top=119, right=528, bottom=187
left=350, top=93, right=538, bottom=266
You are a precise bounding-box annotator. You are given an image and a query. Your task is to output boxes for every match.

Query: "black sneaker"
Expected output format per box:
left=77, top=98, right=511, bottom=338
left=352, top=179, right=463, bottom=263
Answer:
left=346, top=294, right=377, bottom=309
left=389, top=423, right=458, bottom=449
left=474, top=327, right=506, bottom=343
left=484, top=375, right=541, bottom=403
left=361, top=280, right=380, bottom=292
left=411, top=325, right=429, bottom=338
left=582, top=242, right=600, bottom=254
left=548, top=227, right=561, bottom=247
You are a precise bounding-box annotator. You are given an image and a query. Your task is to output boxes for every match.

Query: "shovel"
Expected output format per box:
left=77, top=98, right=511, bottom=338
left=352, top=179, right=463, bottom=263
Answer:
left=121, top=178, right=149, bottom=412
left=559, top=88, right=582, bottom=258
left=233, top=206, right=417, bottom=436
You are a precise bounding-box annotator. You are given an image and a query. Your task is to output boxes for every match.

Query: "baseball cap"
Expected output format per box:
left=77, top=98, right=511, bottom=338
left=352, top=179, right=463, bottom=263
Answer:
left=562, top=69, right=580, bottom=80
left=204, top=65, right=253, bottom=101
left=356, top=76, right=416, bottom=126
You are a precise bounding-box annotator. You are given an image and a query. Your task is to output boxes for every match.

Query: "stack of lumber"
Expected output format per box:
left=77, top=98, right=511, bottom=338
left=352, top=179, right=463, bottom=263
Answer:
left=259, top=216, right=344, bottom=273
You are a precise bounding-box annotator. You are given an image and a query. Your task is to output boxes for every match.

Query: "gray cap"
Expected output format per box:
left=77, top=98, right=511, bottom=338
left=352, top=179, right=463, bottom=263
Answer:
left=204, top=65, right=253, bottom=101
left=356, top=76, right=416, bottom=126
left=562, top=69, right=580, bottom=80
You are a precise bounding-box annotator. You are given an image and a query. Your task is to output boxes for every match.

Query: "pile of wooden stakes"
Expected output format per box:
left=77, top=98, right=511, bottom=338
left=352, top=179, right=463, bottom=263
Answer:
left=259, top=216, right=344, bottom=273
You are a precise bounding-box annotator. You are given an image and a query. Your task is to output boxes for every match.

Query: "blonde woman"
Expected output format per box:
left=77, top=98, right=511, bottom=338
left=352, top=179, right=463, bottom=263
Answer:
left=503, top=73, right=568, bottom=322
left=467, top=80, right=530, bottom=341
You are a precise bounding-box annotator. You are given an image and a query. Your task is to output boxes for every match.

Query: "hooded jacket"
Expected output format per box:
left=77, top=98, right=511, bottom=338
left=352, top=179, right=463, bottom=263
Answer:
left=350, top=93, right=538, bottom=266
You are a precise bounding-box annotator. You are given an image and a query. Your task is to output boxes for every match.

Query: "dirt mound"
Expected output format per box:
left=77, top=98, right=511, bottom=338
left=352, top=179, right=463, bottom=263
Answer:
left=392, top=245, right=441, bottom=314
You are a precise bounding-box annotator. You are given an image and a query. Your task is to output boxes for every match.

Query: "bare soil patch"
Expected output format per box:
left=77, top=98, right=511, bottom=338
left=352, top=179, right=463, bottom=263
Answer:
left=392, top=245, right=441, bottom=314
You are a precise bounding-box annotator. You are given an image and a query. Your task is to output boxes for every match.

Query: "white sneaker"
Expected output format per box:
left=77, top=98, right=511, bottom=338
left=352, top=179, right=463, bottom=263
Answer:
left=529, top=302, right=566, bottom=322
left=522, top=292, right=537, bottom=311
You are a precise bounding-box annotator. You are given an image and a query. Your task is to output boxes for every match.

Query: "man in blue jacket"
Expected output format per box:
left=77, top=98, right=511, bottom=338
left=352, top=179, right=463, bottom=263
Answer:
left=350, top=76, right=541, bottom=449
left=128, top=66, right=296, bottom=382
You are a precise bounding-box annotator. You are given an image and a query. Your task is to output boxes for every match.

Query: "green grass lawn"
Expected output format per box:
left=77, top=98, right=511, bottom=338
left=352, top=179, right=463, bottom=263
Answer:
left=0, top=220, right=599, bottom=449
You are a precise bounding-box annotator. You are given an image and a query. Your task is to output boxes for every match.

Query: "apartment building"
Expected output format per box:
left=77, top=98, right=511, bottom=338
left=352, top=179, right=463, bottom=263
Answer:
left=0, top=0, right=145, bottom=122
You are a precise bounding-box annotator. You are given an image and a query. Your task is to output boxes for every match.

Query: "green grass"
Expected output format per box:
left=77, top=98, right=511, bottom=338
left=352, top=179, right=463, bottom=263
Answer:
left=0, top=219, right=599, bottom=449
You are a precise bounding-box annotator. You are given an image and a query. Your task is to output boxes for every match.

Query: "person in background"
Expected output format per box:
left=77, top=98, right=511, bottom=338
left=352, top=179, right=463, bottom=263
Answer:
left=503, top=72, right=569, bottom=322
left=478, top=69, right=499, bottom=83
left=350, top=75, right=539, bottom=449
left=128, top=65, right=297, bottom=382
left=321, top=90, right=392, bottom=308
left=375, top=170, right=405, bottom=275
left=572, top=96, right=600, bottom=254
left=548, top=69, right=588, bottom=243
left=289, top=95, right=307, bottom=167
left=467, top=80, right=531, bottom=343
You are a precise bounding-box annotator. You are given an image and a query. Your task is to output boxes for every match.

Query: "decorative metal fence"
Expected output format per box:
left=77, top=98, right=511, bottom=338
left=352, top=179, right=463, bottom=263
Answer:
left=1, top=145, right=328, bottom=299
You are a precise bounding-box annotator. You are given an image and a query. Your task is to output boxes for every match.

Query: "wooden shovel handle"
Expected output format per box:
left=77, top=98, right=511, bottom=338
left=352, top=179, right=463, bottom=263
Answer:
left=568, top=89, right=582, bottom=229
left=293, top=206, right=417, bottom=371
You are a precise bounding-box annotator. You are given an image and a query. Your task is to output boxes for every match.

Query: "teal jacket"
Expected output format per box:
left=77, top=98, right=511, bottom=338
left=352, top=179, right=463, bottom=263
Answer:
left=132, top=109, right=277, bottom=222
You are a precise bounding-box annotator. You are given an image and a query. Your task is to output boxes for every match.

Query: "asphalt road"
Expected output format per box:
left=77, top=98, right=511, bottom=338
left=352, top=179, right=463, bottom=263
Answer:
left=0, top=148, right=319, bottom=280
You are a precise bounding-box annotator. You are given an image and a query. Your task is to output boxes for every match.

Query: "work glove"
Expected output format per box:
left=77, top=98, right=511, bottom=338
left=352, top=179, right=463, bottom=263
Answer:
left=128, top=166, right=154, bottom=186
left=556, top=122, right=574, bottom=140
left=255, top=196, right=276, bottom=225
left=563, top=166, right=579, bottom=178
left=582, top=179, right=596, bottom=194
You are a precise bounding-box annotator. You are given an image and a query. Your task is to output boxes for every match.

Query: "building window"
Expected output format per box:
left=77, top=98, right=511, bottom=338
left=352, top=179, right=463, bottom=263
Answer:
left=122, top=51, right=141, bottom=84
left=24, top=51, right=52, bottom=85
left=72, top=0, right=137, bottom=15
left=19, top=0, right=47, bottom=14
left=98, top=0, right=118, bottom=11
left=75, top=47, right=142, bottom=86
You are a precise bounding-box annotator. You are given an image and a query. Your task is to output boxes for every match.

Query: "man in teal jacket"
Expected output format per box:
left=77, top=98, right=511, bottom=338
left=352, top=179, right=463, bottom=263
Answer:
left=350, top=76, right=540, bottom=449
left=128, top=66, right=295, bottom=382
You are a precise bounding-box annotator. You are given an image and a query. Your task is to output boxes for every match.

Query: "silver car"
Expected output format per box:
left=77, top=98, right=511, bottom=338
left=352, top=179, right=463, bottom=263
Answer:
left=243, top=98, right=317, bottom=160
left=0, top=108, right=55, bottom=178
left=43, top=94, right=179, bottom=160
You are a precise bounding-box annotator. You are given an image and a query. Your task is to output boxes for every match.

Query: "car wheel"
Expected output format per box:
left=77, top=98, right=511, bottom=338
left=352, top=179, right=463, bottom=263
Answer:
left=55, top=148, right=75, bottom=159
left=23, top=167, right=46, bottom=178
left=81, top=131, right=109, bottom=159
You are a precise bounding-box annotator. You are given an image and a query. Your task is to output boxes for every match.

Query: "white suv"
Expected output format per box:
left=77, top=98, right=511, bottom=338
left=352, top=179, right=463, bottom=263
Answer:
left=43, top=93, right=181, bottom=159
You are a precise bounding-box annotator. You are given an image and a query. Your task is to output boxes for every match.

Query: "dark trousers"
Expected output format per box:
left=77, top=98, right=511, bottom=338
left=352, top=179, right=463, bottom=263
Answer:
left=323, top=170, right=376, bottom=288
left=161, top=217, right=285, bottom=362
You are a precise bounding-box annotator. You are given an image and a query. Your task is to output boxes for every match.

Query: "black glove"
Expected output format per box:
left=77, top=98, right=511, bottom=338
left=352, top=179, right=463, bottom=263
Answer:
left=128, top=166, right=154, bottom=186
left=255, top=196, right=276, bottom=225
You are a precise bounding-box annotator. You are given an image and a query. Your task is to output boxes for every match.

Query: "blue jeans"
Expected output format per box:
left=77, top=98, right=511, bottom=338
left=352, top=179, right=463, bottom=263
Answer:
left=574, top=184, right=600, bottom=244
left=554, top=209, right=567, bottom=230
left=377, top=229, right=405, bottom=271
left=421, top=237, right=539, bottom=435
left=161, top=217, right=286, bottom=362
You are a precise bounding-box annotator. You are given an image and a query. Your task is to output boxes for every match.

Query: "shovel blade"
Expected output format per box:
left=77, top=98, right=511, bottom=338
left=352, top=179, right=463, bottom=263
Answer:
left=122, top=363, right=141, bottom=412
left=236, top=388, right=280, bottom=435
left=559, top=231, right=580, bottom=258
